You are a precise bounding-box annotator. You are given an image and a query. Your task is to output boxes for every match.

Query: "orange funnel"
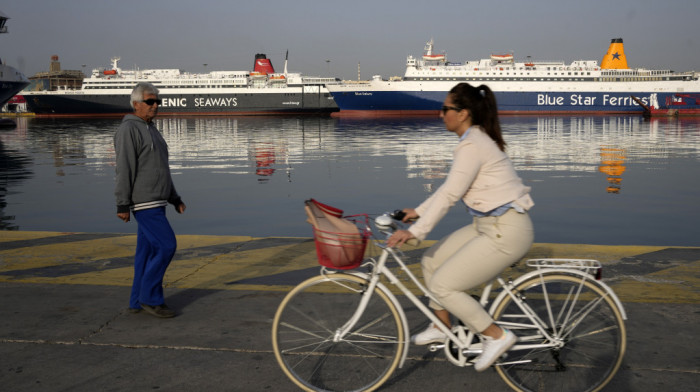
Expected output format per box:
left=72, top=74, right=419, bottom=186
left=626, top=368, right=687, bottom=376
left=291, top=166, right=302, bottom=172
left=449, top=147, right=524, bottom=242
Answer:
left=601, top=38, right=628, bottom=69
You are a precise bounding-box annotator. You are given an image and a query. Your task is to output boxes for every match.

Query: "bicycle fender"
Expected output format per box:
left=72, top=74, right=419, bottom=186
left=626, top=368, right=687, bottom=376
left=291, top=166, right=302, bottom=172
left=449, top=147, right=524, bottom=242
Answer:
left=346, top=271, right=411, bottom=369
left=488, top=268, right=628, bottom=320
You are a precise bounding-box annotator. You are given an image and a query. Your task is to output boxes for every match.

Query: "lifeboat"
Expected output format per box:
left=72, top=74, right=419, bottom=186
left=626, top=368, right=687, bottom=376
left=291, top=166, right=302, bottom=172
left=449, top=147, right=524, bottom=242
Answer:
left=422, top=39, right=445, bottom=62
left=491, top=54, right=514, bottom=63
left=422, top=54, right=446, bottom=62
left=102, top=70, right=118, bottom=75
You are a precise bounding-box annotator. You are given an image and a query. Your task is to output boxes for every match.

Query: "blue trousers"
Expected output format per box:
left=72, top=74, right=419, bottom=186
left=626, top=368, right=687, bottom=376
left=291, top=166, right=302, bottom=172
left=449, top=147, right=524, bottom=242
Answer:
left=130, top=207, right=177, bottom=308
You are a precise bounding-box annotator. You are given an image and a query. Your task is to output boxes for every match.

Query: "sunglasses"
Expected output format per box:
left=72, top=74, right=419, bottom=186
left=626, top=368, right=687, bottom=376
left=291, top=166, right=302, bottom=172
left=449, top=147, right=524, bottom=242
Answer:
left=441, top=105, right=462, bottom=114
left=141, top=98, right=162, bottom=106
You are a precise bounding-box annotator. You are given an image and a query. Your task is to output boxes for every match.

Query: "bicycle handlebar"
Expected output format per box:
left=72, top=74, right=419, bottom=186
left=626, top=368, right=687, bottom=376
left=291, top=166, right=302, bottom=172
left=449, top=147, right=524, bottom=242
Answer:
left=374, top=210, right=420, bottom=247
left=390, top=209, right=406, bottom=221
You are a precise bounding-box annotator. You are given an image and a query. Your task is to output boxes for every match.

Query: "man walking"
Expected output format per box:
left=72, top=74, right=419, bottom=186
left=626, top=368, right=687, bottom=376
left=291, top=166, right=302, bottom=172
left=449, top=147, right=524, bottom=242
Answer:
left=114, top=82, right=186, bottom=318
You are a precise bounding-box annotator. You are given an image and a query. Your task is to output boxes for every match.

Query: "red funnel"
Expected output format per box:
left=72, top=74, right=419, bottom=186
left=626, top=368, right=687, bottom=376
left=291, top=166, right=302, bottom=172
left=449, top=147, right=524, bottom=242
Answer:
left=254, top=54, right=275, bottom=74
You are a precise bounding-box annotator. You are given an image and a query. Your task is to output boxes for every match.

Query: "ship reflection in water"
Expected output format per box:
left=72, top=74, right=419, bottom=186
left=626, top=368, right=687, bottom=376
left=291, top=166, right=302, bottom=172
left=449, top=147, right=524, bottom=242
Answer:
left=599, top=147, right=626, bottom=194
left=0, top=115, right=698, bottom=246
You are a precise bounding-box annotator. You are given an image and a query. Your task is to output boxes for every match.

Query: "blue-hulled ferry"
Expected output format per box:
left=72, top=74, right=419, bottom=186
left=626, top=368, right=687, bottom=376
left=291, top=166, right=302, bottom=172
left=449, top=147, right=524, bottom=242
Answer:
left=327, top=38, right=700, bottom=116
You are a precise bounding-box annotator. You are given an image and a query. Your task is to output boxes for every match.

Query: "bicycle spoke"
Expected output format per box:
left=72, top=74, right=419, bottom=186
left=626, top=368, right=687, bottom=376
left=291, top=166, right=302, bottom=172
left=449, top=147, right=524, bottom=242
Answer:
left=570, top=324, right=620, bottom=341
left=559, top=295, right=608, bottom=340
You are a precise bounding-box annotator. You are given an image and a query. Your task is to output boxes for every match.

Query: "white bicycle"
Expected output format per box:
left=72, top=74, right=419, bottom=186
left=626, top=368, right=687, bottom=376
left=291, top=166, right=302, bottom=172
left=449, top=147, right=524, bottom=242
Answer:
left=272, top=209, right=627, bottom=392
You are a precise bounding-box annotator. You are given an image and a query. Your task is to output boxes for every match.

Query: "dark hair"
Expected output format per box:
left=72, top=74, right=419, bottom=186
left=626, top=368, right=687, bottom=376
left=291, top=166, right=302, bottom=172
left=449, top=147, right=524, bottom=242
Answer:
left=449, top=83, right=506, bottom=151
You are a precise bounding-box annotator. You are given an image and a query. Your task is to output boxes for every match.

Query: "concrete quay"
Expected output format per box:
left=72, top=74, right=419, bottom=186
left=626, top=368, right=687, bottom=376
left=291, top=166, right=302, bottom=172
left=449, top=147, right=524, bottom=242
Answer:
left=1, top=231, right=699, bottom=391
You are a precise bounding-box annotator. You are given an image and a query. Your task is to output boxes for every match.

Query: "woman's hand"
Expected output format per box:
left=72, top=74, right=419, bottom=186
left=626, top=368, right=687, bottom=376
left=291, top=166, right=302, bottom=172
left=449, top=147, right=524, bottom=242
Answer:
left=400, top=208, right=419, bottom=222
left=387, top=229, right=416, bottom=248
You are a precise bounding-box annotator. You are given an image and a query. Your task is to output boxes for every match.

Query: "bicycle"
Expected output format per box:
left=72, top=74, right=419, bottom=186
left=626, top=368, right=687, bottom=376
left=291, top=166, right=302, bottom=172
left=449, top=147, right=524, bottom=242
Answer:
left=271, top=205, right=627, bottom=392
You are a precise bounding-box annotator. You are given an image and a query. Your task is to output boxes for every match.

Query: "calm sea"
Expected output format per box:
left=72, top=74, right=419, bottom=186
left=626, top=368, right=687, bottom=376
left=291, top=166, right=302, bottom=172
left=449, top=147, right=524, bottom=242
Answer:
left=1, top=115, right=699, bottom=246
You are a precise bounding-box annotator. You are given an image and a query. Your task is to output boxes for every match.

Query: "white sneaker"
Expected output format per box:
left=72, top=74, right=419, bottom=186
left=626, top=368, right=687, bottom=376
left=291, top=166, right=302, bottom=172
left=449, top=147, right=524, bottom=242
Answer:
left=474, top=329, right=516, bottom=372
left=411, top=324, right=447, bottom=345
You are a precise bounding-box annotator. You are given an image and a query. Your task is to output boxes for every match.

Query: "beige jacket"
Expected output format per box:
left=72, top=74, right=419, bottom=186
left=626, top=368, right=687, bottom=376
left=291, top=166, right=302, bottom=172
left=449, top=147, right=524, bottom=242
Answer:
left=408, top=126, right=534, bottom=240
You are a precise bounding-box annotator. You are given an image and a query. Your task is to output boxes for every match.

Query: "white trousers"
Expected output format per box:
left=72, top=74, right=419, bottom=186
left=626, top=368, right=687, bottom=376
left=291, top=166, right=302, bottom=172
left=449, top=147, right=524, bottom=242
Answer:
left=421, top=209, right=534, bottom=333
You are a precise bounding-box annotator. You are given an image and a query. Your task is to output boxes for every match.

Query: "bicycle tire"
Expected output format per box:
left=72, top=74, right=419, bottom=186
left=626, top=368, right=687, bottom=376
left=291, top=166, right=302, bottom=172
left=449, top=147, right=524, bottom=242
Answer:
left=492, top=274, right=626, bottom=392
left=272, top=273, right=406, bottom=392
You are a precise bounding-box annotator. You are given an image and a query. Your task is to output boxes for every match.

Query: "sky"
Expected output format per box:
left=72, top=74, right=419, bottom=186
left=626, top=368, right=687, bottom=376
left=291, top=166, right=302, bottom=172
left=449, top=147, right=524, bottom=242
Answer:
left=2, top=0, right=699, bottom=81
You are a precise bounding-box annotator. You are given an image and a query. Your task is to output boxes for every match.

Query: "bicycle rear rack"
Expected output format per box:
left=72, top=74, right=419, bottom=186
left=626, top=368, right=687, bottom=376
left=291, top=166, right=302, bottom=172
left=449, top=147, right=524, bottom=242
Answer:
left=526, top=258, right=602, bottom=278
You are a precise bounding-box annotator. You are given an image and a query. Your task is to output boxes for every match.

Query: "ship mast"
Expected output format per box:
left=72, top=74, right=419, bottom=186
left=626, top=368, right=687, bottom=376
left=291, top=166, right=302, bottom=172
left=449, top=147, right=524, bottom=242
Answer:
left=424, top=39, right=434, bottom=56
left=283, top=50, right=288, bottom=76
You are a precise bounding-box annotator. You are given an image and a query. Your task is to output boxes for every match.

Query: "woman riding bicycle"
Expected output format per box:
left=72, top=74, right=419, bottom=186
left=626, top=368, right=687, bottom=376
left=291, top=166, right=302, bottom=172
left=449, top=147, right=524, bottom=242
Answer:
left=387, top=82, right=535, bottom=372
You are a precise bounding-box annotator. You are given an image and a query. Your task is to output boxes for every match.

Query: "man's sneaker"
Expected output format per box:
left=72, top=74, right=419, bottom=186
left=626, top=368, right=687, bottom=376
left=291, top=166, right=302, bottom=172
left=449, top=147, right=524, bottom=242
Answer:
left=474, top=329, right=516, bottom=372
left=411, top=324, right=447, bottom=345
left=140, top=304, right=176, bottom=318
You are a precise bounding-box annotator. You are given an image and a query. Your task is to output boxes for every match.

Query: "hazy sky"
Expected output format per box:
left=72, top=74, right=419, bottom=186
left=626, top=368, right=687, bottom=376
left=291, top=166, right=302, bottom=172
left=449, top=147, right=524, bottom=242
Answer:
left=2, top=0, right=699, bottom=81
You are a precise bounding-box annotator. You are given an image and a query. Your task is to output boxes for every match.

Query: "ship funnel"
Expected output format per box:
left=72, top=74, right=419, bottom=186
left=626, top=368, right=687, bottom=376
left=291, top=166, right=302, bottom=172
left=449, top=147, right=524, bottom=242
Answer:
left=253, top=54, right=275, bottom=74
left=601, top=38, right=628, bottom=69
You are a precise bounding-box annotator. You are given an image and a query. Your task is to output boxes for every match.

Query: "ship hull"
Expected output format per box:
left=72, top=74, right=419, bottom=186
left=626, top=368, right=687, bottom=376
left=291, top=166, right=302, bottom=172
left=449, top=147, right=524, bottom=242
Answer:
left=0, top=80, right=30, bottom=107
left=328, top=80, right=700, bottom=115
left=24, top=88, right=338, bottom=116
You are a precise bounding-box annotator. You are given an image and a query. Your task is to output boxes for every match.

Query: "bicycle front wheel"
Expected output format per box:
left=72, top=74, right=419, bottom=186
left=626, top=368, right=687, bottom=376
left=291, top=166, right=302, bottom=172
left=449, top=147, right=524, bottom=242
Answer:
left=272, top=273, right=406, bottom=392
left=492, top=274, right=626, bottom=392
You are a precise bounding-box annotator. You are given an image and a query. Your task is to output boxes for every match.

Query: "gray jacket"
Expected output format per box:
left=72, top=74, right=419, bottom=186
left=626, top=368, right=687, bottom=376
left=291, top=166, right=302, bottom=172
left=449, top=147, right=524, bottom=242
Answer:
left=114, top=114, right=182, bottom=213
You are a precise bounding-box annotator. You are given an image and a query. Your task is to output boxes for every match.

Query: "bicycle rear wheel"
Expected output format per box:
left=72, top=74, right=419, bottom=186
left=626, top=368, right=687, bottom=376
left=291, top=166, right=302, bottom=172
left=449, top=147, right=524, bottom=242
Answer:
left=492, top=274, right=626, bottom=392
left=272, top=273, right=405, bottom=392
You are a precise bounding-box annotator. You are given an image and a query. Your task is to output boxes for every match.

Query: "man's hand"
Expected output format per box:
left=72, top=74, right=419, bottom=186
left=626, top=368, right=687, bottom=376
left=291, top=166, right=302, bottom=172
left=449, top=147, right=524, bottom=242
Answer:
left=117, top=212, right=130, bottom=222
left=176, top=203, right=186, bottom=214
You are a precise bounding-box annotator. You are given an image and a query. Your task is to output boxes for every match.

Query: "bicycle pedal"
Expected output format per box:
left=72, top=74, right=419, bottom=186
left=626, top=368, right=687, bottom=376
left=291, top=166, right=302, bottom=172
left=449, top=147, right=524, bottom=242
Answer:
left=428, top=343, right=445, bottom=352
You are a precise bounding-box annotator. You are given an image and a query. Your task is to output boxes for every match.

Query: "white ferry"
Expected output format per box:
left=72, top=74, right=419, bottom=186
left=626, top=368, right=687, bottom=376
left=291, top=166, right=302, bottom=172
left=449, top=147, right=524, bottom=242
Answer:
left=23, top=53, right=338, bottom=116
left=327, top=38, right=700, bottom=115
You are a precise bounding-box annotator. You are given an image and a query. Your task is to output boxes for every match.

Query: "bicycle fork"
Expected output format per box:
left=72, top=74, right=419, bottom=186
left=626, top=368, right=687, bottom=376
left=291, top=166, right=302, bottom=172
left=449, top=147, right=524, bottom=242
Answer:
left=331, top=272, right=383, bottom=342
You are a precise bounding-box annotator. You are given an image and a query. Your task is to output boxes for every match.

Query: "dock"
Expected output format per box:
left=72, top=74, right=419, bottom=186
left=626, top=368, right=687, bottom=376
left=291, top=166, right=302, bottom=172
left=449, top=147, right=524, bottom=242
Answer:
left=1, top=231, right=699, bottom=391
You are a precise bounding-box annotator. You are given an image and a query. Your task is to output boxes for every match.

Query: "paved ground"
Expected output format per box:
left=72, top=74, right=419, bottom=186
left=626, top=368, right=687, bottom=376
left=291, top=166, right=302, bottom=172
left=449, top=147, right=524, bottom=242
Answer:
left=0, top=231, right=699, bottom=391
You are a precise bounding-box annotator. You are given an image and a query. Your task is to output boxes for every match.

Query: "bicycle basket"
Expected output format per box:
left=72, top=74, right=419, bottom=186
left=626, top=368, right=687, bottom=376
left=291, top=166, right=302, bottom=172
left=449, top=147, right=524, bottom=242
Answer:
left=313, top=226, right=369, bottom=269
left=305, top=199, right=369, bottom=269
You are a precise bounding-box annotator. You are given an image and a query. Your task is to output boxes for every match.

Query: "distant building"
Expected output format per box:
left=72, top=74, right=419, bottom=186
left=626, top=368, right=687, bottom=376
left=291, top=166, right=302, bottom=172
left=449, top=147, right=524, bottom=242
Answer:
left=26, top=55, right=85, bottom=91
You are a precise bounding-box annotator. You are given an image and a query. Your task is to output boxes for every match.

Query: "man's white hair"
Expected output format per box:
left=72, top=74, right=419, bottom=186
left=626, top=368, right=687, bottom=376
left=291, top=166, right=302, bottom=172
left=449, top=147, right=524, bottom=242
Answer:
left=130, top=82, right=160, bottom=109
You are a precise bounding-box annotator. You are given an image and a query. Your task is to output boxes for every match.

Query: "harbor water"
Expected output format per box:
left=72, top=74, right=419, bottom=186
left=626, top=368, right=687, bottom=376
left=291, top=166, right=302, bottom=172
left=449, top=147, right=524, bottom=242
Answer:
left=1, top=115, right=699, bottom=246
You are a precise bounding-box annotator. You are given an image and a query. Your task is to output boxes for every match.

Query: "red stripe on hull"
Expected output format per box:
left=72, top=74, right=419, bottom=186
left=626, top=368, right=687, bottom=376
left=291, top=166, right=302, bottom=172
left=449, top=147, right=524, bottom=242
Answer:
left=31, top=111, right=336, bottom=118
left=647, top=109, right=700, bottom=117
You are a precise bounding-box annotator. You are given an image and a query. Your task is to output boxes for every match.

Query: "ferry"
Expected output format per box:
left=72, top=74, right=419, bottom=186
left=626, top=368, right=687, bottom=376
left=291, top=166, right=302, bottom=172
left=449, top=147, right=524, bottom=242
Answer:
left=23, top=53, right=339, bottom=116
left=0, top=12, right=30, bottom=107
left=327, top=38, right=700, bottom=115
